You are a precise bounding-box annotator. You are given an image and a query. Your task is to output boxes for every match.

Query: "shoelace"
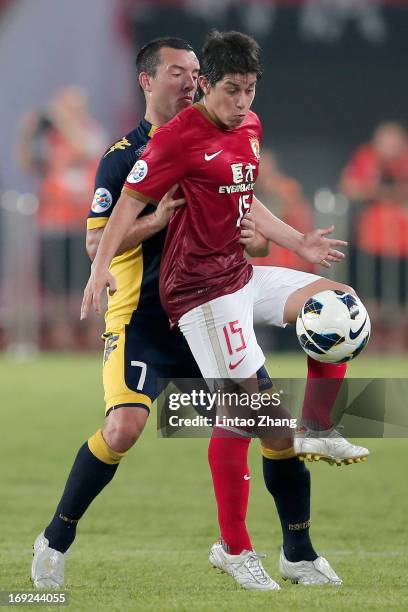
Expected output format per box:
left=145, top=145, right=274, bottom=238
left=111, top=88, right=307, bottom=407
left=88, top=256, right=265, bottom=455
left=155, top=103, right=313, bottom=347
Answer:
left=304, top=425, right=345, bottom=439
left=244, top=553, right=269, bottom=583
left=328, top=426, right=345, bottom=438
left=328, top=429, right=361, bottom=448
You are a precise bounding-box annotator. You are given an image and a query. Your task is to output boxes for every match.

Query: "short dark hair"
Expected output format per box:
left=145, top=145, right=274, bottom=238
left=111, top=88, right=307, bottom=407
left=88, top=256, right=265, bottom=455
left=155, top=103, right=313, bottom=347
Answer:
left=200, top=30, right=263, bottom=86
left=136, top=37, right=195, bottom=78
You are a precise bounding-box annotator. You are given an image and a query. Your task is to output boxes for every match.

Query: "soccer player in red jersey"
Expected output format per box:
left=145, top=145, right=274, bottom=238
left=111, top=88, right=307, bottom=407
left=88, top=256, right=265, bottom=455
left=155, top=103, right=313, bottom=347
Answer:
left=82, top=31, right=366, bottom=588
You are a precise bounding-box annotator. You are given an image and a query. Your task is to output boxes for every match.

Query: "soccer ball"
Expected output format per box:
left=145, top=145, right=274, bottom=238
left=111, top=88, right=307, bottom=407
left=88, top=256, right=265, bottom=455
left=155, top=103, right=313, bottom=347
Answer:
left=296, top=290, right=371, bottom=363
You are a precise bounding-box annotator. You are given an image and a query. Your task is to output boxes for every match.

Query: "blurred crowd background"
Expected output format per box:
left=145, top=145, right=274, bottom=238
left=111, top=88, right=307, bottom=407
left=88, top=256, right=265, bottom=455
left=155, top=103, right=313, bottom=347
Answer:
left=1, top=0, right=408, bottom=354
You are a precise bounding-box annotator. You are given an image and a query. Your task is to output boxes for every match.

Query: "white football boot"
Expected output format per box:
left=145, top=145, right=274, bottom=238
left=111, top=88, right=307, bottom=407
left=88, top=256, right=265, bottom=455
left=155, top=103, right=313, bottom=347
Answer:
left=209, top=541, right=281, bottom=591
left=279, top=548, right=342, bottom=585
left=294, top=427, right=369, bottom=465
left=31, top=533, right=68, bottom=589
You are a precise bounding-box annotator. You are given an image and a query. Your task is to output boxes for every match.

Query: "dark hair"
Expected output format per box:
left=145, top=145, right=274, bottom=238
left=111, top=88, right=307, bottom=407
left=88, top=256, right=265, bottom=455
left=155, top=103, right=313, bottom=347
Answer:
left=200, top=30, right=262, bottom=86
left=136, top=37, right=195, bottom=79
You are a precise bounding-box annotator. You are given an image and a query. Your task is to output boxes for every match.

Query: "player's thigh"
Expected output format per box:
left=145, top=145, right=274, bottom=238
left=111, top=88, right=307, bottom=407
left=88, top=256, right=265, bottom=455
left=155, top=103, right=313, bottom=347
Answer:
left=283, top=278, right=355, bottom=324
left=103, top=324, right=161, bottom=416
left=179, top=281, right=264, bottom=380
left=252, top=265, right=350, bottom=327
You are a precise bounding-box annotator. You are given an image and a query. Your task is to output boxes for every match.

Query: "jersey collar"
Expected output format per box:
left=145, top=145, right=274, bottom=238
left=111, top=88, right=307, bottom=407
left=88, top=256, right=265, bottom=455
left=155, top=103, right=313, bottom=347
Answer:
left=193, top=102, right=226, bottom=129
left=140, top=118, right=158, bottom=139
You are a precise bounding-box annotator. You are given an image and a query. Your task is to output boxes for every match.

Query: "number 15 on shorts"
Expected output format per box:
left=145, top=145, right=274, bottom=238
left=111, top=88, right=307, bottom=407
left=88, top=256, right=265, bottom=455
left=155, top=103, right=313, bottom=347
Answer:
left=223, top=321, right=246, bottom=354
left=223, top=321, right=247, bottom=370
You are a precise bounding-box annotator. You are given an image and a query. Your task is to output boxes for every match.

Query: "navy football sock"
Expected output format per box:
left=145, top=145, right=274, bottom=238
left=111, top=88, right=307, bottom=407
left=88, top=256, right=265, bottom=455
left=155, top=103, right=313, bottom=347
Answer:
left=262, top=456, right=317, bottom=562
left=44, top=442, right=118, bottom=553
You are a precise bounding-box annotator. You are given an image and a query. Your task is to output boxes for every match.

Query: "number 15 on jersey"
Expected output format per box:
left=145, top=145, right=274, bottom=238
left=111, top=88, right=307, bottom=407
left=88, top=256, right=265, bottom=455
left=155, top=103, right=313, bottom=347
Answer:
left=236, top=194, right=251, bottom=227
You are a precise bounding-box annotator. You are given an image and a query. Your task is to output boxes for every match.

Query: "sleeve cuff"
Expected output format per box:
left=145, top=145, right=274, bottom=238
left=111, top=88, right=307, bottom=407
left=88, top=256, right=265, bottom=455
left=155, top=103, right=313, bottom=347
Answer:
left=122, top=186, right=158, bottom=205
left=87, top=217, right=109, bottom=230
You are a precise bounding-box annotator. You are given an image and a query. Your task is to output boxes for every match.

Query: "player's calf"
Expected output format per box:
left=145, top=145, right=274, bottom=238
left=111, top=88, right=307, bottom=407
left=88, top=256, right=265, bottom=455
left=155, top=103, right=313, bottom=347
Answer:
left=261, top=445, right=318, bottom=563
left=37, top=415, right=143, bottom=567
left=41, top=431, right=127, bottom=558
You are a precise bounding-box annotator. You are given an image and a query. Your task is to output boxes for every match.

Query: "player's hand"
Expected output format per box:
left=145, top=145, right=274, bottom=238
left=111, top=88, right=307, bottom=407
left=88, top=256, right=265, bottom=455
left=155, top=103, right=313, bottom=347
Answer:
left=240, top=213, right=270, bottom=257
left=80, top=267, right=117, bottom=319
left=239, top=212, right=256, bottom=245
left=296, top=225, right=347, bottom=268
left=154, top=184, right=186, bottom=230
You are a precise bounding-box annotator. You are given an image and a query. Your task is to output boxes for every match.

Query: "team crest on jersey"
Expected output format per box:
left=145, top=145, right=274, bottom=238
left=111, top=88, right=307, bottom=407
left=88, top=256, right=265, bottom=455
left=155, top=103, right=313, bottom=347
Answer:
left=127, top=160, right=148, bottom=183
left=91, top=188, right=113, bottom=213
left=249, top=137, right=260, bottom=160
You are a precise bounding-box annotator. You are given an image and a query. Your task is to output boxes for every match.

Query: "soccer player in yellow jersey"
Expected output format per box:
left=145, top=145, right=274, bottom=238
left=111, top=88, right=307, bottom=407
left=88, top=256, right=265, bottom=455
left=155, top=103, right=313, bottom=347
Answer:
left=31, top=37, right=271, bottom=589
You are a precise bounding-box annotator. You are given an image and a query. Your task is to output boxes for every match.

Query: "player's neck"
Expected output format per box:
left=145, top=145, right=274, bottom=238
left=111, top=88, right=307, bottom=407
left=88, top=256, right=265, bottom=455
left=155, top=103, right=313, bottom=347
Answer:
left=196, top=100, right=227, bottom=130
left=144, top=107, right=170, bottom=128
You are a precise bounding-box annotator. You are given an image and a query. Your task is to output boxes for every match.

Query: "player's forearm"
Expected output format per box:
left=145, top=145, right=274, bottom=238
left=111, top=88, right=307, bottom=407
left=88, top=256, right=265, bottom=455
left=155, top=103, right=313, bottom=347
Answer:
left=115, top=213, right=163, bottom=256
left=87, top=212, right=162, bottom=261
left=244, top=232, right=271, bottom=258
left=92, top=193, right=146, bottom=272
left=251, top=196, right=304, bottom=253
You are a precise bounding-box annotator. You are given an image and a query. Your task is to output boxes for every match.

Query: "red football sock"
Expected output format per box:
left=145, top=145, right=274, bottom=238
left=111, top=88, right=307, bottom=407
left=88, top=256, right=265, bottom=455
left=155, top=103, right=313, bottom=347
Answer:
left=301, top=357, right=347, bottom=431
left=208, top=428, right=252, bottom=554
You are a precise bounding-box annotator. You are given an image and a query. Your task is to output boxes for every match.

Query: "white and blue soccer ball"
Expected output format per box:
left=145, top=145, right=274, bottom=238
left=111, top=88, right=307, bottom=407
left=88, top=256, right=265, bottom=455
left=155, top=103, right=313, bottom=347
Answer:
left=296, top=290, right=371, bottom=363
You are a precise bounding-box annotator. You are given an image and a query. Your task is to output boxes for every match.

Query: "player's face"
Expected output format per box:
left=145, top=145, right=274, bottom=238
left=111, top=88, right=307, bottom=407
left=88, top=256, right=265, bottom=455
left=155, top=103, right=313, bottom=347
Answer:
left=200, top=73, right=257, bottom=130
left=149, top=48, right=200, bottom=122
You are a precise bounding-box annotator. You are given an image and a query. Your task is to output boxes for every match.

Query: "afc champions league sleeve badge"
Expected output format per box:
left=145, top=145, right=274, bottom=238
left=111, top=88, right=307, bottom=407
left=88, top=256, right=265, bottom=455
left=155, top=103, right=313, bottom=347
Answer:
left=249, top=137, right=260, bottom=160
left=127, top=159, right=148, bottom=184
left=91, top=187, right=113, bottom=213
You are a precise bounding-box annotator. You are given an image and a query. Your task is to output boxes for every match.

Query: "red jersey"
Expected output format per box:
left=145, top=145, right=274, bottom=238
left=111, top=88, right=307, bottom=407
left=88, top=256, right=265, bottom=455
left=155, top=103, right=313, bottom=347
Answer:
left=123, top=103, right=262, bottom=323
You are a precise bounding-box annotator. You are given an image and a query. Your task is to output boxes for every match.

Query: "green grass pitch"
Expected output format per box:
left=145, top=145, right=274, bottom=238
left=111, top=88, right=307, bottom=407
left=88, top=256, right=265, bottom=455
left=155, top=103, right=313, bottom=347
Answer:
left=1, top=353, right=408, bottom=611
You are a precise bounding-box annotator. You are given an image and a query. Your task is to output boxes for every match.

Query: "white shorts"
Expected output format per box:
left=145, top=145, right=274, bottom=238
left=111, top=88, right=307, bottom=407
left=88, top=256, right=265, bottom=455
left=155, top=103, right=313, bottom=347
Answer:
left=178, top=266, right=321, bottom=380
left=252, top=265, right=321, bottom=327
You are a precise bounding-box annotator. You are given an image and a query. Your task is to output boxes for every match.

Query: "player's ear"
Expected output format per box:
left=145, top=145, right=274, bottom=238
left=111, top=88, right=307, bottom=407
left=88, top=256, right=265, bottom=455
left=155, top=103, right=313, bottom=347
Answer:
left=139, top=72, right=153, bottom=93
left=198, top=75, right=211, bottom=96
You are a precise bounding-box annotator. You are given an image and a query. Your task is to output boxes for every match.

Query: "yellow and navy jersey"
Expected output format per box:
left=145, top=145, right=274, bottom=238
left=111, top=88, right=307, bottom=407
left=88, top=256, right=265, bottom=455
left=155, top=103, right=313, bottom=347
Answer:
left=87, top=119, right=166, bottom=331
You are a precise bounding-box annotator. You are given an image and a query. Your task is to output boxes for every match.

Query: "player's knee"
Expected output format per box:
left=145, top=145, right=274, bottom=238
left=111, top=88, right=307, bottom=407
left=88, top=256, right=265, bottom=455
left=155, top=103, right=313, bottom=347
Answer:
left=103, top=408, right=148, bottom=452
left=104, top=421, right=143, bottom=452
left=334, top=281, right=356, bottom=297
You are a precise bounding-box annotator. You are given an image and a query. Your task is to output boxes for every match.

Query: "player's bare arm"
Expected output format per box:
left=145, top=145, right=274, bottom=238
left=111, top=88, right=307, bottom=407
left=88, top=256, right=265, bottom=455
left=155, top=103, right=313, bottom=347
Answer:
left=240, top=212, right=271, bottom=257
left=86, top=190, right=185, bottom=260
left=251, top=195, right=347, bottom=268
left=86, top=212, right=165, bottom=260
left=81, top=185, right=185, bottom=318
left=88, top=205, right=265, bottom=263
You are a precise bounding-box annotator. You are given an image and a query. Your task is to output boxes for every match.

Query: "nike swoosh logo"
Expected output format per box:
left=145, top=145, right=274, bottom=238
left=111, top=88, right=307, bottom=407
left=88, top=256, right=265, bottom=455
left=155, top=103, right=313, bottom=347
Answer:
left=244, top=474, right=251, bottom=480
left=229, top=355, right=246, bottom=370
left=204, top=150, right=223, bottom=161
left=349, top=316, right=367, bottom=340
